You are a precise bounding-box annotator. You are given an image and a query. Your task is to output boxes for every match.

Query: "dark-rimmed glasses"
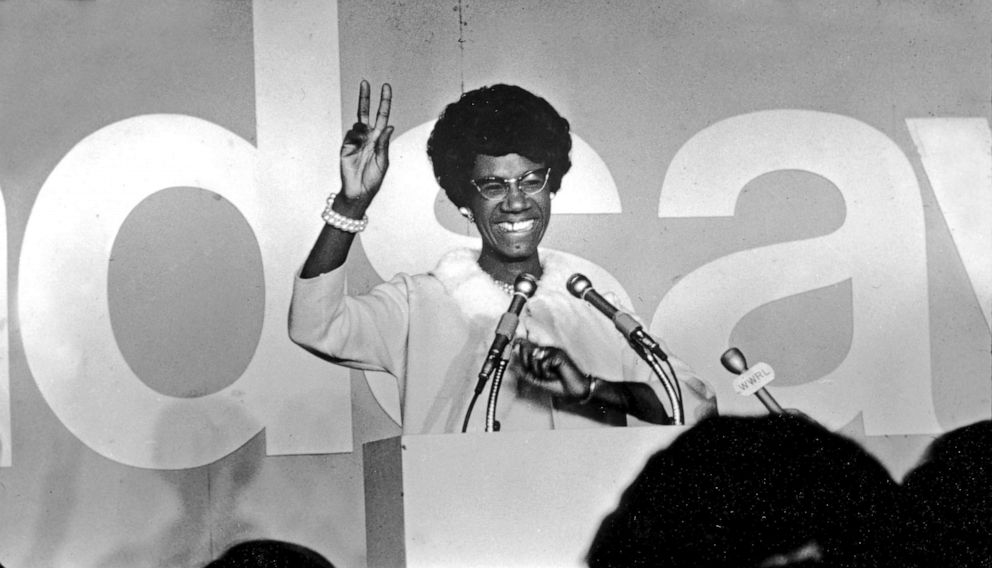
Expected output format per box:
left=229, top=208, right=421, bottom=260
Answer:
left=470, top=168, right=552, bottom=201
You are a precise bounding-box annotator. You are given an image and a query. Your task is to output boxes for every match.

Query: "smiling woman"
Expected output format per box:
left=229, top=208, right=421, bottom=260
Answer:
left=464, top=154, right=552, bottom=280
left=288, top=81, right=714, bottom=434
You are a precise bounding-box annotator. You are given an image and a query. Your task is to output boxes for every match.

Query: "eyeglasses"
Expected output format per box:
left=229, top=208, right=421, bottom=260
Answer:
left=470, top=168, right=552, bottom=200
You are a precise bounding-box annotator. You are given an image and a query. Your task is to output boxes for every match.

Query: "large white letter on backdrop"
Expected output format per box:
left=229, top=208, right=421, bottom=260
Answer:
left=655, top=110, right=940, bottom=435
left=18, top=0, right=349, bottom=469
left=908, top=118, right=992, bottom=332
left=360, top=121, right=626, bottom=423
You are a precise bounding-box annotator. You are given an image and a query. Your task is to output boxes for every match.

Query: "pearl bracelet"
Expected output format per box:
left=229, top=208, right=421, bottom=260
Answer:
left=321, top=193, right=369, bottom=233
left=580, top=376, right=601, bottom=405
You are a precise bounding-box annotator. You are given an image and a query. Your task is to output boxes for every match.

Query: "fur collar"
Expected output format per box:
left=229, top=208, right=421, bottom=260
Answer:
left=430, top=248, right=575, bottom=322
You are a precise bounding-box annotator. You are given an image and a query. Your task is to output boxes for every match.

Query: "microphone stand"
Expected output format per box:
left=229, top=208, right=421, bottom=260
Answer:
left=484, top=345, right=513, bottom=432
left=462, top=273, right=536, bottom=433
left=463, top=357, right=496, bottom=433
left=631, top=340, right=684, bottom=425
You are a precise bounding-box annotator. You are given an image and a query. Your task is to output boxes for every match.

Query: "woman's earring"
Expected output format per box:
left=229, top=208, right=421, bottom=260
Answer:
left=549, top=191, right=557, bottom=200
left=458, top=207, right=475, bottom=223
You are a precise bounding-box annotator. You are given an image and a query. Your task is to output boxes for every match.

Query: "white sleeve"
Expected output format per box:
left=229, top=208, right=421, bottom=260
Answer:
left=288, top=267, right=413, bottom=378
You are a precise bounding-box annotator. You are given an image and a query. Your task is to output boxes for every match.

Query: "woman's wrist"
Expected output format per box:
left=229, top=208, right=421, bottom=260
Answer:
left=579, top=376, right=602, bottom=404
left=331, top=191, right=372, bottom=218
left=322, top=193, right=369, bottom=233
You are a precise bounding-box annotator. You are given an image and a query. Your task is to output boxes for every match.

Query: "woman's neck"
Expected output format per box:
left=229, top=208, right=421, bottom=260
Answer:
left=477, top=252, right=543, bottom=286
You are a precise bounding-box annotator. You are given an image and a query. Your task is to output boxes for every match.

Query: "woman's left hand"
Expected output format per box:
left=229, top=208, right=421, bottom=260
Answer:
left=513, top=339, right=592, bottom=402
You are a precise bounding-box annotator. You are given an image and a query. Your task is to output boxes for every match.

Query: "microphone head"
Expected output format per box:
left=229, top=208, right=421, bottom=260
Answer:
left=513, top=273, right=538, bottom=298
left=566, top=273, right=592, bottom=299
left=720, top=347, right=748, bottom=375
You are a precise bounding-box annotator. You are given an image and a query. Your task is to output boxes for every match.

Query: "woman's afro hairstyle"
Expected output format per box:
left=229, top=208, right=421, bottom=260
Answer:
left=427, top=84, right=572, bottom=207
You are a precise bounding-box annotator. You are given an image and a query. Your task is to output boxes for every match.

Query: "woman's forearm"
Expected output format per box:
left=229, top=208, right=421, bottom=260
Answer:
left=300, top=224, right=357, bottom=278
left=588, top=380, right=671, bottom=425
left=299, top=195, right=370, bottom=279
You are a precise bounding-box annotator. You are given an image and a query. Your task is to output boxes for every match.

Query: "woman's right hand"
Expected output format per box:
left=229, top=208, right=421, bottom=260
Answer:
left=339, top=80, right=394, bottom=209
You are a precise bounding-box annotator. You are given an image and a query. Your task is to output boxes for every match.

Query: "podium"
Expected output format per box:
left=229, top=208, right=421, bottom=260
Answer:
left=363, top=426, right=688, bottom=567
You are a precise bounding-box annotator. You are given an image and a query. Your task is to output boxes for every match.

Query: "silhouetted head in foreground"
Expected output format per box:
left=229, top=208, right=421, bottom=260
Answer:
left=587, top=414, right=905, bottom=568
left=204, top=539, right=335, bottom=568
left=900, top=419, right=992, bottom=567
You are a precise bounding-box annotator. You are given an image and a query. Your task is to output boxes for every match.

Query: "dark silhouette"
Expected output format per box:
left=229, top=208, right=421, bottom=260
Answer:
left=900, top=419, right=991, bottom=568
left=587, top=414, right=905, bottom=567
left=204, top=539, right=335, bottom=568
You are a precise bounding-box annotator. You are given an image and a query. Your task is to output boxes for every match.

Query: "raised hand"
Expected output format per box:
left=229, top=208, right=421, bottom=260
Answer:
left=339, top=80, right=394, bottom=205
left=299, top=81, right=394, bottom=278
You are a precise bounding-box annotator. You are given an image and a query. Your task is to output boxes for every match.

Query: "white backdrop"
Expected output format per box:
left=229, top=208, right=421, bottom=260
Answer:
left=0, top=1, right=988, bottom=566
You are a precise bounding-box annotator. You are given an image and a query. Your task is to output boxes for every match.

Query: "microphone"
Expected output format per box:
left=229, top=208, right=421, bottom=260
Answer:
left=566, top=273, right=668, bottom=361
left=720, top=347, right=784, bottom=414
left=477, top=273, right=538, bottom=386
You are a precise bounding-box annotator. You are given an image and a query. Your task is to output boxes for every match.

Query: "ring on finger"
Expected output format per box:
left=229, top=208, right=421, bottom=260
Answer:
left=532, top=346, right=548, bottom=361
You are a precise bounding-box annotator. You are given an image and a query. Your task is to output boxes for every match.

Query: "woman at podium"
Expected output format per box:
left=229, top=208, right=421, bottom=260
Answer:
left=289, top=81, right=714, bottom=433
